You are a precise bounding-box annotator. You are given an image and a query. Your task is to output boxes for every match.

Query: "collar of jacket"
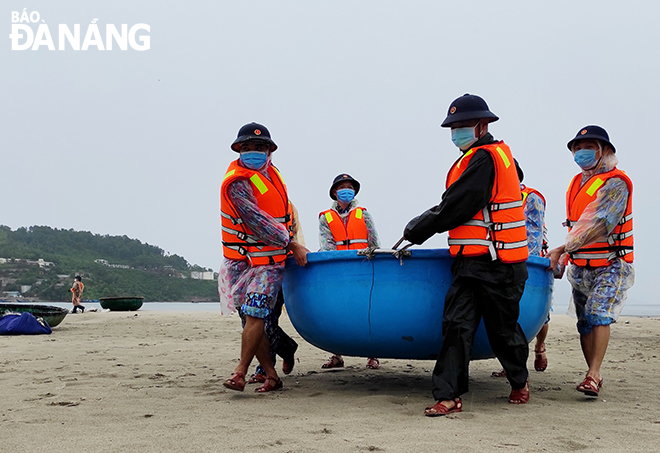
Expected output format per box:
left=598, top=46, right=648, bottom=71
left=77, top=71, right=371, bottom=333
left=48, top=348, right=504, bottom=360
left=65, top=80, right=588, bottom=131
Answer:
left=466, top=132, right=496, bottom=151
left=332, top=199, right=359, bottom=215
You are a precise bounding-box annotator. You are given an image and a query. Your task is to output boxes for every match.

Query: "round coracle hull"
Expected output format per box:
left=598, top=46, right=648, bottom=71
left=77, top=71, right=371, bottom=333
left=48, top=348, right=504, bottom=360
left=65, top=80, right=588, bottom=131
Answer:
left=99, top=297, right=144, bottom=311
left=0, top=303, right=69, bottom=328
left=283, top=249, right=553, bottom=360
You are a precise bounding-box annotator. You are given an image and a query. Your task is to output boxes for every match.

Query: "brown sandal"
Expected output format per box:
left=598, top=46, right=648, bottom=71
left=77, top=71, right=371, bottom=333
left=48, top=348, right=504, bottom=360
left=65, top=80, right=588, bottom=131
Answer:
left=255, top=376, right=283, bottom=393
left=577, top=376, right=602, bottom=397
left=509, top=381, right=530, bottom=404
left=321, top=355, right=344, bottom=369
left=534, top=347, right=547, bottom=372
left=424, top=398, right=462, bottom=417
left=366, top=358, right=380, bottom=369
left=491, top=369, right=507, bottom=378
left=223, top=372, right=246, bottom=392
left=248, top=373, right=267, bottom=384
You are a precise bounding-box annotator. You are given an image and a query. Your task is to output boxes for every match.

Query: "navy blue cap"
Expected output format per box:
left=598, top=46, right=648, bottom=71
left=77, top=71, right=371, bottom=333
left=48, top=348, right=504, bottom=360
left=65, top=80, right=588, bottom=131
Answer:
left=441, top=94, right=499, bottom=128
left=567, top=125, right=616, bottom=153
left=231, top=122, right=278, bottom=152
left=330, top=174, right=360, bottom=200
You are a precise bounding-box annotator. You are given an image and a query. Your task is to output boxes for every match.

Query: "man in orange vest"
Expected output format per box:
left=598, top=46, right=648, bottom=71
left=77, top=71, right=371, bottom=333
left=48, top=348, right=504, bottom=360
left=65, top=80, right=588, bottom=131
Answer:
left=404, top=94, right=530, bottom=416
left=318, top=173, right=381, bottom=370
left=547, top=125, right=634, bottom=398
left=219, top=122, right=309, bottom=393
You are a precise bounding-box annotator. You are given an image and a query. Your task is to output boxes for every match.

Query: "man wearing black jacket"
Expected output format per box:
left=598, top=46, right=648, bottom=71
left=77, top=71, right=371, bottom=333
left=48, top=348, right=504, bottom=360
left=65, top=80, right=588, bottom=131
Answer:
left=404, top=94, right=530, bottom=416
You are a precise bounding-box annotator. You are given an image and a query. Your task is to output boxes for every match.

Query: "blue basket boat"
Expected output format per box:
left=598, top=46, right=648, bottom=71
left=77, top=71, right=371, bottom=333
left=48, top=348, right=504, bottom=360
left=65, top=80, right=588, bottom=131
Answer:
left=283, top=248, right=553, bottom=360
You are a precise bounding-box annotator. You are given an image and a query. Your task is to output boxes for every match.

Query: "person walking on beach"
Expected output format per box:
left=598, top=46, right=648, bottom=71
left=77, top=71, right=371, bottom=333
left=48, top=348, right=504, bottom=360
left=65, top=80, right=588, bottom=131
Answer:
left=219, top=122, right=308, bottom=393
left=403, top=94, right=530, bottom=416
left=318, top=173, right=381, bottom=370
left=547, top=125, right=634, bottom=398
left=492, top=160, right=550, bottom=377
left=69, top=276, right=85, bottom=313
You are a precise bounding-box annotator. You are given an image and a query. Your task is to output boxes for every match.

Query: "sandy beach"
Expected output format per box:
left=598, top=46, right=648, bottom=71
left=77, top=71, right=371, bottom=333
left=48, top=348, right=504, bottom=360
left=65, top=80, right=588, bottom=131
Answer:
left=1, top=311, right=659, bottom=452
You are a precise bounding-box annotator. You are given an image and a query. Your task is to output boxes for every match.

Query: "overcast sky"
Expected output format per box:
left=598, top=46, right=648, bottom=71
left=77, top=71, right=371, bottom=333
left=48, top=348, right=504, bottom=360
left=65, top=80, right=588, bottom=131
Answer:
left=2, top=1, right=657, bottom=313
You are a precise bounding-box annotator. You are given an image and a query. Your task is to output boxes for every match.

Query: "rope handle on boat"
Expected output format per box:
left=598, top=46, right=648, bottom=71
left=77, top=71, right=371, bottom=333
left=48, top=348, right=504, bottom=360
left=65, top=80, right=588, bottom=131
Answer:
left=356, top=237, right=413, bottom=264
left=392, top=237, right=414, bottom=263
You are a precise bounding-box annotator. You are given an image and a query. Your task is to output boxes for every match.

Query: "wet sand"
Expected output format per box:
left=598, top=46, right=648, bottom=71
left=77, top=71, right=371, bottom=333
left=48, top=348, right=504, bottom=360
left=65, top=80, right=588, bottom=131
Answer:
left=1, top=312, right=659, bottom=452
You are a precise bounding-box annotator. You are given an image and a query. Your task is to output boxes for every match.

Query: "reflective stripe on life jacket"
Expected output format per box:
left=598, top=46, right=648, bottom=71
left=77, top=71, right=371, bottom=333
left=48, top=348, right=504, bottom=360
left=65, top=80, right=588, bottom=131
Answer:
left=220, top=160, right=292, bottom=266
left=320, top=207, right=369, bottom=250
left=521, top=184, right=549, bottom=256
left=446, top=142, right=529, bottom=263
left=565, top=168, right=633, bottom=267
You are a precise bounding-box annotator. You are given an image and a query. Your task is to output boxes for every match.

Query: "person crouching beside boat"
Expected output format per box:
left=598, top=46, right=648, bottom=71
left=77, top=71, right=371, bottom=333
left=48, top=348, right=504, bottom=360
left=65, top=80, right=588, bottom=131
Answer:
left=318, top=173, right=381, bottom=370
left=403, top=94, right=530, bottom=416
left=546, top=125, right=634, bottom=399
left=218, top=122, right=309, bottom=393
left=69, top=276, right=85, bottom=313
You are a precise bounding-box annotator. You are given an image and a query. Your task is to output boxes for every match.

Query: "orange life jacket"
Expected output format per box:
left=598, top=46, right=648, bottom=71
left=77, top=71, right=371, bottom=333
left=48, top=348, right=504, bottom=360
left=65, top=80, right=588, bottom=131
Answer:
left=565, top=168, right=633, bottom=267
left=446, top=142, right=529, bottom=263
left=220, top=160, right=292, bottom=266
left=521, top=184, right=549, bottom=256
left=320, top=207, right=369, bottom=250
left=73, top=281, right=84, bottom=295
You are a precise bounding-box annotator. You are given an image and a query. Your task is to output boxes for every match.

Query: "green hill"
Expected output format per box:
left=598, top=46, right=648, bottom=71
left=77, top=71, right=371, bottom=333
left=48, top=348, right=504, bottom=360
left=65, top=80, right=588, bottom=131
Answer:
left=0, top=225, right=219, bottom=302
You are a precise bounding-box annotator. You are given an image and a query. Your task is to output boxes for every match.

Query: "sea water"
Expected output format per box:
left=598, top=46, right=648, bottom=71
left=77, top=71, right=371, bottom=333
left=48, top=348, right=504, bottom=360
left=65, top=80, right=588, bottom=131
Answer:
left=18, top=301, right=222, bottom=312
left=6, top=301, right=659, bottom=316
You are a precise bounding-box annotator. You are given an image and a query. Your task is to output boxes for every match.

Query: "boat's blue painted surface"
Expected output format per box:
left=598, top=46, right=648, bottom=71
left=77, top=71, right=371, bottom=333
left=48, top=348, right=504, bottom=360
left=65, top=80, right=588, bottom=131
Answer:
left=283, top=249, right=553, bottom=360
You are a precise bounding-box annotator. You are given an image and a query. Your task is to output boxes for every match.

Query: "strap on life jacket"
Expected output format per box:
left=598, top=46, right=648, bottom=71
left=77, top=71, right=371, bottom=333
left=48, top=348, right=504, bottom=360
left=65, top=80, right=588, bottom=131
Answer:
left=447, top=203, right=528, bottom=260
left=334, top=238, right=369, bottom=247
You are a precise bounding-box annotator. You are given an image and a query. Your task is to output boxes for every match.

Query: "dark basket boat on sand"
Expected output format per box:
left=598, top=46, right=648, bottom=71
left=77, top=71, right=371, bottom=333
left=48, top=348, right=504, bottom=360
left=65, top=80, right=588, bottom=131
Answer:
left=0, top=303, right=69, bottom=327
left=99, top=297, right=144, bottom=311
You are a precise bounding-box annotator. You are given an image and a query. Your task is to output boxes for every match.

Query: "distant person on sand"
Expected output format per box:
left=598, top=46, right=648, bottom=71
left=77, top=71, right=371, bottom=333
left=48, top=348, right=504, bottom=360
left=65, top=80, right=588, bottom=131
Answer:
left=492, top=160, right=550, bottom=378
left=247, top=202, right=304, bottom=385
left=69, top=276, right=85, bottom=313
left=547, top=125, right=634, bottom=398
left=318, top=173, right=381, bottom=370
left=218, top=122, right=308, bottom=393
left=403, top=94, right=530, bottom=416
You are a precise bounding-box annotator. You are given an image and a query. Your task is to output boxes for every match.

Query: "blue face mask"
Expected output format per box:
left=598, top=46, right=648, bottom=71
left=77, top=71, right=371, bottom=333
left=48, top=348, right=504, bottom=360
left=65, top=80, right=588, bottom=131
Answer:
left=573, top=148, right=598, bottom=169
left=336, top=188, right=355, bottom=203
left=451, top=126, right=478, bottom=150
left=240, top=151, right=268, bottom=170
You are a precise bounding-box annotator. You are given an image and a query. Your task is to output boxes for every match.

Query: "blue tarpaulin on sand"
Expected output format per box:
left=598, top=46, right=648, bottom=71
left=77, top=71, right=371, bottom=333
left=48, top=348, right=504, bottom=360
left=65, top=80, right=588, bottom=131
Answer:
left=0, top=312, right=52, bottom=335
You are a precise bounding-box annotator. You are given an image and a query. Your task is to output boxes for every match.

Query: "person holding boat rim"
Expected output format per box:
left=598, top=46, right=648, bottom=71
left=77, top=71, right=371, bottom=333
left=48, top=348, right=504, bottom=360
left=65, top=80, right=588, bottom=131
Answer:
left=219, top=122, right=309, bottom=393
left=318, top=173, right=381, bottom=370
left=403, top=94, right=530, bottom=416
left=546, top=125, right=634, bottom=398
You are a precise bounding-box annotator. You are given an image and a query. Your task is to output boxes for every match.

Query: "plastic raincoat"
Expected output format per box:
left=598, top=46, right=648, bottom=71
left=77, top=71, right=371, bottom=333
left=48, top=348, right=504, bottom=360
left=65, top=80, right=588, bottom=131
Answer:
left=565, top=152, right=635, bottom=329
left=218, top=164, right=294, bottom=317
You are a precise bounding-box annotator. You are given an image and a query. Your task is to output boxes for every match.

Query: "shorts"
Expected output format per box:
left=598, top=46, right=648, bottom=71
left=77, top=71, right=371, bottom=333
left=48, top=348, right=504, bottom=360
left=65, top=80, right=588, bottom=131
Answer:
left=568, top=259, right=634, bottom=335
